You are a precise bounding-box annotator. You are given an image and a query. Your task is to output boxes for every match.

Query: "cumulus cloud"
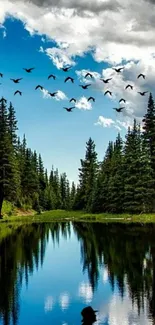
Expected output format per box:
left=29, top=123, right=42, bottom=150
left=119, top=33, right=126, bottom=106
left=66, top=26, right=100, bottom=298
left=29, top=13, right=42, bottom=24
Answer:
left=1, top=0, right=155, bottom=67
left=95, top=116, right=122, bottom=131
left=41, top=88, right=68, bottom=101
left=13, top=0, right=122, bottom=14
left=45, top=47, right=76, bottom=69
left=75, top=96, right=92, bottom=110
left=94, top=114, right=135, bottom=131
left=1, top=0, right=155, bottom=126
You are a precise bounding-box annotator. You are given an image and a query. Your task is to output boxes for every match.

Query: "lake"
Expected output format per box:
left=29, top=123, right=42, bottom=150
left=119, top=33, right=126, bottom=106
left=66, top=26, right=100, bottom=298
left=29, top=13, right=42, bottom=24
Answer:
left=0, top=222, right=155, bottom=325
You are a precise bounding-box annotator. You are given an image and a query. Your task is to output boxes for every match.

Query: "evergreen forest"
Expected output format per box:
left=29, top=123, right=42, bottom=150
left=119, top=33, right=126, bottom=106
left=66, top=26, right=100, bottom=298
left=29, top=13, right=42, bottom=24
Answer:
left=0, top=92, right=155, bottom=217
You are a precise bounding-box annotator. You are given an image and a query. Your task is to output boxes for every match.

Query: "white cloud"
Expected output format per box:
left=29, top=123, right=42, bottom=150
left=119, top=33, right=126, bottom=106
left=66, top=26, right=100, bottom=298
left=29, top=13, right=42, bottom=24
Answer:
left=0, top=0, right=155, bottom=126
left=95, top=116, right=115, bottom=128
left=75, top=96, right=92, bottom=110
left=78, top=282, right=93, bottom=303
left=41, top=88, right=68, bottom=101
left=1, top=0, right=155, bottom=68
left=45, top=47, right=76, bottom=69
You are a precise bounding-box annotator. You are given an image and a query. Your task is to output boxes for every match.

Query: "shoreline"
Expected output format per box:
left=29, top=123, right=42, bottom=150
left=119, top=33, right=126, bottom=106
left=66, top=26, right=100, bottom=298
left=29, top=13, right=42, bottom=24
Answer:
left=0, top=209, right=155, bottom=224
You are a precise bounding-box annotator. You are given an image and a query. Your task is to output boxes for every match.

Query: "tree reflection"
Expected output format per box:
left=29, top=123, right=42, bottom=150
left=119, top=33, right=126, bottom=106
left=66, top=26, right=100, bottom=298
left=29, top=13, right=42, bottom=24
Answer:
left=1, top=221, right=155, bottom=324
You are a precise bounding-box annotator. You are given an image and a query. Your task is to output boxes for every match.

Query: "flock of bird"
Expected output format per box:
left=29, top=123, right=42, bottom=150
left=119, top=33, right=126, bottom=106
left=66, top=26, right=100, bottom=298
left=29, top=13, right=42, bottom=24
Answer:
left=0, top=66, right=148, bottom=113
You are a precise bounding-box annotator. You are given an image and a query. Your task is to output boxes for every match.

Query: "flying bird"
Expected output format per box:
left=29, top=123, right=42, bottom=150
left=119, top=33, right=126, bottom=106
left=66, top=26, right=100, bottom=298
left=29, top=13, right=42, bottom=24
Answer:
left=137, top=91, right=148, bottom=96
left=104, top=90, right=112, bottom=96
left=0, top=73, right=3, bottom=77
left=48, top=92, right=58, bottom=97
left=85, top=72, right=93, bottom=78
left=113, top=107, right=125, bottom=112
left=35, top=85, right=43, bottom=90
left=23, top=68, right=35, bottom=73
left=125, top=84, right=133, bottom=90
left=100, top=78, right=112, bottom=83
left=79, top=84, right=91, bottom=89
left=69, top=98, right=76, bottom=102
left=113, top=67, right=124, bottom=73
left=48, top=74, right=56, bottom=80
left=14, top=90, right=22, bottom=96
left=88, top=96, right=95, bottom=102
left=61, top=66, right=71, bottom=72
left=64, top=76, right=74, bottom=83
left=137, top=73, right=145, bottom=79
left=10, top=78, right=23, bottom=83
left=63, top=107, right=75, bottom=112
left=119, top=98, right=126, bottom=103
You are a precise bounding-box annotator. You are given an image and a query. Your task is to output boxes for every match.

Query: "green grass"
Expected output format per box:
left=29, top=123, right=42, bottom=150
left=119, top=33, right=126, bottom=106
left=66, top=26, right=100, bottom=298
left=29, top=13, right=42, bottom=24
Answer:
left=1, top=209, right=155, bottom=224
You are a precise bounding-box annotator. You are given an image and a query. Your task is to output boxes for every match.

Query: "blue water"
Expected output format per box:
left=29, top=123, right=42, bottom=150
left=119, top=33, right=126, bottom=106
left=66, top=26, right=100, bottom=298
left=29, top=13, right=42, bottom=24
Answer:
left=0, top=222, right=153, bottom=325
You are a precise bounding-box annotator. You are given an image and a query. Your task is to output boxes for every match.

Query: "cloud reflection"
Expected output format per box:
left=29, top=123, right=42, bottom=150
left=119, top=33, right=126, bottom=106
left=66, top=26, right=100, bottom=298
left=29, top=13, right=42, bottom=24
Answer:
left=78, top=282, right=93, bottom=303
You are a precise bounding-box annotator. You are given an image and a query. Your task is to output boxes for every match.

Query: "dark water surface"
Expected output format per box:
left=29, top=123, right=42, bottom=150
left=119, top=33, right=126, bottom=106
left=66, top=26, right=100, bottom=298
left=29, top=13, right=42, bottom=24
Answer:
left=0, top=222, right=155, bottom=325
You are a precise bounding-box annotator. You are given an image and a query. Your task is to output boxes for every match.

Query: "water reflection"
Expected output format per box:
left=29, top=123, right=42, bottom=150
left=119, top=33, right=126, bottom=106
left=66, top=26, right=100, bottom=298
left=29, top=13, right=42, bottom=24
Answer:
left=0, top=222, right=155, bottom=324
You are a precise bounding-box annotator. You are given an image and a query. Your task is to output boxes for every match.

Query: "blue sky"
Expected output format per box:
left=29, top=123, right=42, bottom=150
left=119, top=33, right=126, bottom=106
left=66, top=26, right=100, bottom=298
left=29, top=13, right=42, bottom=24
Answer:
left=0, top=0, right=154, bottom=184
left=0, top=18, right=127, bottom=183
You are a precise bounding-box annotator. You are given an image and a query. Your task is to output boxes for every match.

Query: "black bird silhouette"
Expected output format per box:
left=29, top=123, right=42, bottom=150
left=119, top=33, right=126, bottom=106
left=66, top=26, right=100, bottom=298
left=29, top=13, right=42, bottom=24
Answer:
left=0, top=73, right=3, bottom=77
left=14, top=90, right=22, bottom=96
left=61, top=66, right=71, bottom=72
left=104, top=90, right=112, bottom=96
left=113, top=67, right=124, bottom=72
left=64, top=106, right=75, bottom=112
left=125, top=84, right=133, bottom=90
left=70, top=98, right=76, bottom=102
left=137, top=73, right=145, bottom=79
left=100, top=78, right=112, bottom=83
left=119, top=98, right=126, bottom=103
left=85, top=73, right=93, bottom=78
left=23, top=68, right=34, bottom=73
left=79, top=84, right=91, bottom=89
left=48, top=92, right=58, bottom=97
left=48, top=74, right=56, bottom=80
left=88, top=96, right=95, bottom=102
left=81, top=306, right=98, bottom=325
left=65, top=76, right=74, bottom=83
left=113, top=107, right=125, bottom=112
left=35, top=85, right=43, bottom=90
left=137, top=91, right=148, bottom=96
left=10, top=78, right=23, bottom=83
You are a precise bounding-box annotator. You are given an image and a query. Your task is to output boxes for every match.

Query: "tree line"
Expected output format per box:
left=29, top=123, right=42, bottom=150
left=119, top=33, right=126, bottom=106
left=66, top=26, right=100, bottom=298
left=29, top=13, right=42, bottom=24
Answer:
left=0, top=97, right=76, bottom=217
left=0, top=93, right=155, bottom=216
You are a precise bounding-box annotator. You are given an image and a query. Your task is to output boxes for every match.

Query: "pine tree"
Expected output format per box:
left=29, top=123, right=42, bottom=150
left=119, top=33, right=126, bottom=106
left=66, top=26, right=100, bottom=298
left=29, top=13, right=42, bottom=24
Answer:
left=70, top=181, right=76, bottom=210
left=0, top=98, right=13, bottom=216
left=77, top=137, right=98, bottom=211
left=60, top=172, right=67, bottom=209
left=7, top=102, right=18, bottom=148
left=143, top=93, right=155, bottom=174
left=123, top=120, right=142, bottom=213
left=108, top=134, right=124, bottom=213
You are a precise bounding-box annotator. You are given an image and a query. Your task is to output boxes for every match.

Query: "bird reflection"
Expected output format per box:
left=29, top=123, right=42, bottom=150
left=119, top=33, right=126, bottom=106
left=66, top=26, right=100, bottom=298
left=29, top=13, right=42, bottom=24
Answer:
left=81, top=306, right=98, bottom=325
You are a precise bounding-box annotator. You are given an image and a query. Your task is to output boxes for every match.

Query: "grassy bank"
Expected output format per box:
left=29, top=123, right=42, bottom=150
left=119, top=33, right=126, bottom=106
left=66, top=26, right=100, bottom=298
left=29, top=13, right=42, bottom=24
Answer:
left=1, top=209, right=155, bottom=224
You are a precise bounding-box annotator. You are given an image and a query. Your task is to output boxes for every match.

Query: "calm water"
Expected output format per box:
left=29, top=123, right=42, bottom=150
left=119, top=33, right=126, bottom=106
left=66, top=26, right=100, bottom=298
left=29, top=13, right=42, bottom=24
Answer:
left=0, top=222, right=155, bottom=325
